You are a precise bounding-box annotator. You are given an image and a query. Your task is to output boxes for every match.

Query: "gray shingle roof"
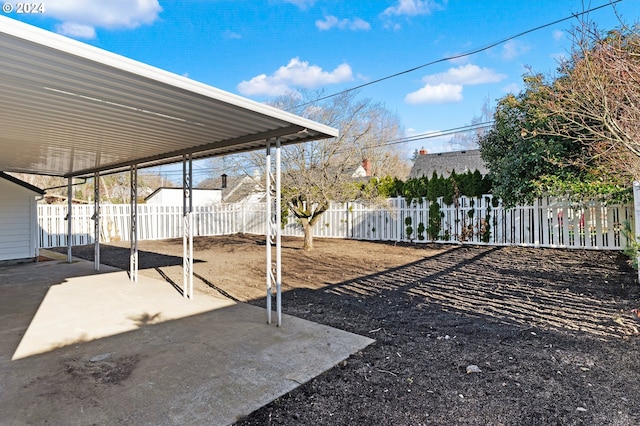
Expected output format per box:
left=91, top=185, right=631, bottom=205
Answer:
left=409, top=149, right=488, bottom=179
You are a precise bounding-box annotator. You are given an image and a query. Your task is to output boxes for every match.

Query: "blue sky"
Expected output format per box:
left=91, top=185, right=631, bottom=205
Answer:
left=5, top=0, right=638, bottom=165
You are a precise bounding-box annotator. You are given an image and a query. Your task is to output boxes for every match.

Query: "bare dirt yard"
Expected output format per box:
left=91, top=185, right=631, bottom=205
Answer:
left=64, top=234, right=640, bottom=425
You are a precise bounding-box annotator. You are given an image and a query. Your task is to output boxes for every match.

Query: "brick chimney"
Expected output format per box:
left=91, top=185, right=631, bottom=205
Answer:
left=362, top=159, right=371, bottom=177
left=419, top=148, right=428, bottom=155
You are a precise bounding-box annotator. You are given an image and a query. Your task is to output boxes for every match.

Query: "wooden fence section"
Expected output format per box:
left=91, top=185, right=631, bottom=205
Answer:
left=38, top=196, right=634, bottom=250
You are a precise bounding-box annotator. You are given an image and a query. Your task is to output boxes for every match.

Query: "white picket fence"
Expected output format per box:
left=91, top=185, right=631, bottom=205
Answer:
left=347, top=196, right=633, bottom=249
left=38, top=196, right=634, bottom=250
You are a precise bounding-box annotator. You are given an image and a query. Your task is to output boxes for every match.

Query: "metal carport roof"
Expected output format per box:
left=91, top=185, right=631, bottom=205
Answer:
left=0, top=15, right=338, bottom=178
left=0, top=15, right=337, bottom=325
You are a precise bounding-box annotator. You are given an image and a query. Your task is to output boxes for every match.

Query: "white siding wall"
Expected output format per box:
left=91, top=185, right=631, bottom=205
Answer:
left=0, top=178, right=38, bottom=261
left=146, top=188, right=222, bottom=206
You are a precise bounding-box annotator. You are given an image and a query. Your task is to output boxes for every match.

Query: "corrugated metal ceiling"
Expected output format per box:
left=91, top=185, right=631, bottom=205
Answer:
left=0, top=16, right=338, bottom=178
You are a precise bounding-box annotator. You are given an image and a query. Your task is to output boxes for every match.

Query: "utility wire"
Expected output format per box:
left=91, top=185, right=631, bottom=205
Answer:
left=387, top=122, right=494, bottom=145
left=151, top=120, right=496, bottom=177
left=292, top=0, right=623, bottom=109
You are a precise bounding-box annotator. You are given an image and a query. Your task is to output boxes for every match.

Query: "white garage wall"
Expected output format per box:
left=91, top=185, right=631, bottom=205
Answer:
left=146, top=188, right=222, bottom=206
left=0, top=178, right=38, bottom=261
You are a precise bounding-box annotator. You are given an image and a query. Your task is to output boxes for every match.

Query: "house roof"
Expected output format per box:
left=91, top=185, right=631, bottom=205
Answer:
left=199, top=174, right=264, bottom=203
left=409, top=149, right=488, bottom=179
left=0, top=172, right=45, bottom=195
left=0, top=16, right=338, bottom=179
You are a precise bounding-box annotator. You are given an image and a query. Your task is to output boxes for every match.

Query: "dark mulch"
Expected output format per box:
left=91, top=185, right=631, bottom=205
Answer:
left=236, top=245, right=640, bottom=425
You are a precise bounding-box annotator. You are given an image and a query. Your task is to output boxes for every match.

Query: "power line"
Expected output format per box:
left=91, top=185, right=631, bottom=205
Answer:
left=150, top=120, right=496, bottom=177
left=291, top=0, right=623, bottom=109
left=386, top=122, right=494, bottom=146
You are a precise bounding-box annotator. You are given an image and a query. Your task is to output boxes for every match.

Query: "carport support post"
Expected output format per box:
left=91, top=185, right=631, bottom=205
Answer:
left=183, top=153, right=194, bottom=299
left=266, top=141, right=272, bottom=323
left=130, top=165, right=138, bottom=282
left=265, top=138, right=283, bottom=326
left=66, top=178, right=72, bottom=263
left=275, top=137, right=282, bottom=326
left=93, top=172, right=100, bottom=271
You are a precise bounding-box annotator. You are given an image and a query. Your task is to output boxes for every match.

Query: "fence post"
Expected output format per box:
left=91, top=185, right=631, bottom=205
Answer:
left=633, top=182, right=640, bottom=283
left=345, top=202, right=350, bottom=239
left=395, top=197, right=402, bottom=242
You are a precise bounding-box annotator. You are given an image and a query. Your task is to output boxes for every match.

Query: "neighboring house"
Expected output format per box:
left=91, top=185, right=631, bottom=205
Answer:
left=199, top=171, right=266, bottom=204
left=198, top=160, right=373, bottom=204
left=409, top=149, right=488, bottom=179
left=351, top=159, right=372, bottom=178
left=145, top=187, right=222, bottom=206
left=0, top=172, right=45, bottom=264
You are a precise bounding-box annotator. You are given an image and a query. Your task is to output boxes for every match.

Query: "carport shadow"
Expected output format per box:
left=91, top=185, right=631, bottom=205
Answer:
left=153, top=267, right=184, bottom=296
left=49, top=244, right=205, bottom=295
left=49, top=244, right=205, bottom=270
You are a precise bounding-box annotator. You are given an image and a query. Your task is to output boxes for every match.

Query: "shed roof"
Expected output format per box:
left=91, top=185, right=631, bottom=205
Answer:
left=0, top=16, right=338, bottom=179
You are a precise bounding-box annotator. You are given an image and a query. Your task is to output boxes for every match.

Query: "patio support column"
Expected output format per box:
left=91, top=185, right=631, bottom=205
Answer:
left=66, top=177, right=72, bottom=263
left=130, top=164, right=138, bottom=282
left=266, top=140, right=272, bottom=324
left=275, top=137, right=282, bottom=326
left=266, top=138, right=283, bottom=326
left=183, top=153, right=194, bottom=299
left=93, top=172, right=100, bottom=271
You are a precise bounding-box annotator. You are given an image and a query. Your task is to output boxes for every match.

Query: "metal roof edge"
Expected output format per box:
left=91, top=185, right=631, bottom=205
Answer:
left=0, top=172, right=45, bottom=194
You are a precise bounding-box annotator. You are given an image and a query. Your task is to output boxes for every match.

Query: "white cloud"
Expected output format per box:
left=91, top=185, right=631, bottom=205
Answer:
left=315, top=15, right=370, bottom=31
left=224, top=30, right=242, bottom=40
left=500, top=40, right=530, bottom=61
left=424, top=64, right=506, bottom=85
left=45, top=0, right=162, bottom=39
left=237, top=58, right=353, bottom=97
left=55, top=22, right=96, bottom=39
left=282, top=0, right=315, bottom=10
left=552, top=30, right=564, bottom=41
left=405, top=83, right=462, bottom=104
left=383, top=0, right=446, bottom=16
left=406, top=64, right=505, bottom=105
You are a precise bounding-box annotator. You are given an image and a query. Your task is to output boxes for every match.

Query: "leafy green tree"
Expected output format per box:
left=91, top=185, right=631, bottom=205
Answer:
left=478, top=76, right=585, bottom=207
left=480, top=20, right=638, bottom=206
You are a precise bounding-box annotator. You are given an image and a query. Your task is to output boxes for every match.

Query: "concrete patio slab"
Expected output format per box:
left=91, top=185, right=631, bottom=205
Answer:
left=0, top=255, right=374, bottom=425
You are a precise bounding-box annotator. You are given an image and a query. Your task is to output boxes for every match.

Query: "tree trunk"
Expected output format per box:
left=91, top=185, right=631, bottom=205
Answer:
left=301, top=218, right=313, bottom=251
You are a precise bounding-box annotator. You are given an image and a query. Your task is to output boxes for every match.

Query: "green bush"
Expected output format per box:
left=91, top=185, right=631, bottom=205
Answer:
left=427, top=201, right=442, bottom=240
